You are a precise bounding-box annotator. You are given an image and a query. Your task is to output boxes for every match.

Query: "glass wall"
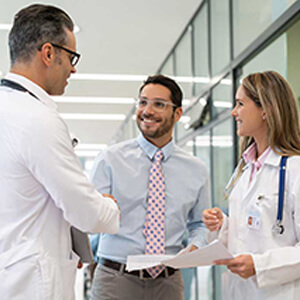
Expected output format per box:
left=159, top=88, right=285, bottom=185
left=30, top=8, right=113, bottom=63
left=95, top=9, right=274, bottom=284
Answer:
left=233, top=0, right=297, bottom=57
left=210, top=0, right=230, bottom=75
left=211, top=76, right=232, bottom=118
left=175, top=27, right=193, bottom=99
left=193, top=2, right=209, bottom=95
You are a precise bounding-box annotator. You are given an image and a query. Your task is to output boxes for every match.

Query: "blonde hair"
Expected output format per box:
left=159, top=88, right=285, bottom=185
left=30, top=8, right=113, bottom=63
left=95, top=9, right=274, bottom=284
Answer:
left=228, top=71, right=300, bottom=194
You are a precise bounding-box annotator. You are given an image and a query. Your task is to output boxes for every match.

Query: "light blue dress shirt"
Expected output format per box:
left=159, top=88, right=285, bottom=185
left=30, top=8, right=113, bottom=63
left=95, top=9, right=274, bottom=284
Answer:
left=90, top=134, right=210, bottom=264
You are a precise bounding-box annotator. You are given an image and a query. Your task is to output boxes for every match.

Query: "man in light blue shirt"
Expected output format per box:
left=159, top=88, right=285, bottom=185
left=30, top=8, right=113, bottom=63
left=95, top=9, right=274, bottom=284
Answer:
left=90, top=75, right=210, bottom=300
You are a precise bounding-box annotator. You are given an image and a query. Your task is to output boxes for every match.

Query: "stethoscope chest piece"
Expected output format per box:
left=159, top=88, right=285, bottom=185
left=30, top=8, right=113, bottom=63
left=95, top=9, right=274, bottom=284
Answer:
left=272, top=222, right=284, bottom=235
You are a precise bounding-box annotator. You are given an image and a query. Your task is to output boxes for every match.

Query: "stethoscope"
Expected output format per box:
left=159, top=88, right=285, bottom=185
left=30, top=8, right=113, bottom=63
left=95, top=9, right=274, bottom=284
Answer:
left=224, top=155, right=288, bottom=236
left=272, top=155, right=288, bottom=235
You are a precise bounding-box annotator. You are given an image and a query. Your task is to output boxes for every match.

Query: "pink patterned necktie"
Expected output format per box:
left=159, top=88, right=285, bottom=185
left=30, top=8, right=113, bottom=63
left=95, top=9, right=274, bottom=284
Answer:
left=144, top=150, right=166, bottom=278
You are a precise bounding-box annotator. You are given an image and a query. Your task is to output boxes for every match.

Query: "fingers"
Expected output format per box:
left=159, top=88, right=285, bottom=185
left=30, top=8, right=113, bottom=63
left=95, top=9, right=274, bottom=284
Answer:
left=102, top=193, right=121, bottom=219
left=103, top=193, right=117, bottom=203
left=214, top=255, right=255, bottom=279
left=189, top=245, right=199, bottom=252
left=202, top=207, right=223, bottom=231
left=213, top=259, right=232, bottom=266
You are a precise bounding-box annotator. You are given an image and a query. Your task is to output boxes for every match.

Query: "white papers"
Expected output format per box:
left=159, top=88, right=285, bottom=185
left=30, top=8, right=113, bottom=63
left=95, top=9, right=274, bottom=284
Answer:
left=126, top=240, right=233, bottom=271
left=126, top=255, right=175, bottom=271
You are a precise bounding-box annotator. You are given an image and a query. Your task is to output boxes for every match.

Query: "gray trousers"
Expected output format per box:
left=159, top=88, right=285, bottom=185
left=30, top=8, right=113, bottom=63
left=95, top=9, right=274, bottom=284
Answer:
left=91, top=264, right=184, bottom=300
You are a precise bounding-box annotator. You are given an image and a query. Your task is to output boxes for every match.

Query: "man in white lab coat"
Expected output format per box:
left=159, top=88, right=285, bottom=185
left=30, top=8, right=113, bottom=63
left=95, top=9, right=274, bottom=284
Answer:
left=0, top=4, right=120, bottom=300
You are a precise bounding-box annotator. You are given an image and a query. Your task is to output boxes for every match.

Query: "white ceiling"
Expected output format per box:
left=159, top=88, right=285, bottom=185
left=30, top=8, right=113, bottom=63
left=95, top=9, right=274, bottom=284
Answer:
left=0, top=0, right=202, bottom=163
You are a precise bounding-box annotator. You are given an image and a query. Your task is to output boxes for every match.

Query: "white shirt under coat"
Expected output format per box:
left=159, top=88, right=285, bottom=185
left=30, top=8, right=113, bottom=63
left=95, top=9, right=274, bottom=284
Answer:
left=0, top=73, right=119, bottom=300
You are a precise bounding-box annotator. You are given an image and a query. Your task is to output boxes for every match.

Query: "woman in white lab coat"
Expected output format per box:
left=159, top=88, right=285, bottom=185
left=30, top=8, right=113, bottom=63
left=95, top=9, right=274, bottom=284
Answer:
left=203, top=71, right=300, bottom=300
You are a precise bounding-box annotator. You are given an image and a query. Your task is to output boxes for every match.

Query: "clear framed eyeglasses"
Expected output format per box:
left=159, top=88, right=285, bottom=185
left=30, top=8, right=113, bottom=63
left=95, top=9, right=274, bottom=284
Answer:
left=135, top=97, right=177, bottom=112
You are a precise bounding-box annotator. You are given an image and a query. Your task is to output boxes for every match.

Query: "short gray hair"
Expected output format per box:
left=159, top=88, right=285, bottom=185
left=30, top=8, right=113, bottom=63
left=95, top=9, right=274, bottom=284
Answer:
left=9, top=4, right=74, bottom=65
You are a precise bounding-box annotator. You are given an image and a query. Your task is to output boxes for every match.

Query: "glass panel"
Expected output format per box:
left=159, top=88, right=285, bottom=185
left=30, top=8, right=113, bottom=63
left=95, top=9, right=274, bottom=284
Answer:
left=212, top=119, right=233, bottom=212
left=176, top=97, right=208, bottom=141
left=286, top=17, right=300, bottom=115
left=181, top=139, right=195, bottom=157
left=233, top=0, right=296, bottom=56
left=211, top=118, right=234, bottom=300
left=195, top=134, right=211, bottom=173
left=239, top=33, right=287, bottom=85
left=196, top=266, right=213, bottom=300
left=210, top=0, right=230, bottom=76
left=175, top=28, right=193, bottom=98
left=212, top=76, right=232, bottom=118
left=160, top=54, right=174, bottom=76
left=193, top=2, right=209, bottom=96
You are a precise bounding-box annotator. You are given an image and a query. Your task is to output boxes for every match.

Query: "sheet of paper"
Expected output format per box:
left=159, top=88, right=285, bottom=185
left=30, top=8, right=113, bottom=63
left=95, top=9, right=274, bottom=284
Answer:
left=126, top=240, right=233, bottom=271
left=126, top=255, right=175, bottom=271
left=162, top=240, right=233, bottom=269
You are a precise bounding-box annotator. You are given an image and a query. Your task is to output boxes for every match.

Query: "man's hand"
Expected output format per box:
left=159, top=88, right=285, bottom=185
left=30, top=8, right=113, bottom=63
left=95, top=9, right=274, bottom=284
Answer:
left=202, top=207, right=223, bottom=231
left=103, top=193, right=117, bottom=204
left=213, top=254, right=256, bottom=279
left=189, top=245, right=199, bottom=252
left=103, top=193, right=120, bottom=219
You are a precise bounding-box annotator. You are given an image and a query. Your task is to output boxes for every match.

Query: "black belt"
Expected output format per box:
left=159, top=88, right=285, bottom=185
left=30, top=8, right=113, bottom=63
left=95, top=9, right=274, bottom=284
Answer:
left=99, top=257, right=178, bottom=279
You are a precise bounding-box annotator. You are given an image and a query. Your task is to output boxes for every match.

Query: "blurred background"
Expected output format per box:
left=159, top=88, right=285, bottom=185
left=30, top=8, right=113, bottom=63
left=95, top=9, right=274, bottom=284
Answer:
left=1, top=0, right=300, bottom=299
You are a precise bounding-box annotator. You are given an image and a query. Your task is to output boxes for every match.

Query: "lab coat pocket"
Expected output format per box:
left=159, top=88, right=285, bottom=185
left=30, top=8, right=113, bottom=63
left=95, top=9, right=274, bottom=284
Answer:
left=0, top=240, right=43, bottom=300
left=39, top=250, right=79, bottom=300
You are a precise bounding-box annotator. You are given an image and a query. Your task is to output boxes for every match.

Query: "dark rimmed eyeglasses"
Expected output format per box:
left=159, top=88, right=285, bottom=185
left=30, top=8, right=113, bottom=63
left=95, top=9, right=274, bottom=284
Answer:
left=50, top=43, right=81, bottom=67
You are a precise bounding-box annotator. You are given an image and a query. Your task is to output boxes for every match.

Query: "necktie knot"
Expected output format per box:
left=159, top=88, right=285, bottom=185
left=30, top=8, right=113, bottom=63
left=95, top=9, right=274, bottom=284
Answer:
left=155, top=150, right=163, bottom=163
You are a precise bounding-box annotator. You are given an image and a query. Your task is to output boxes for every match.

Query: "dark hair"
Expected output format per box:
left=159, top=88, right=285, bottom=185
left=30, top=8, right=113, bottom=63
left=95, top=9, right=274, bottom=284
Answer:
left=9, top=4, right=74, bottom=65
left=139, top=74, right=183, bottom=107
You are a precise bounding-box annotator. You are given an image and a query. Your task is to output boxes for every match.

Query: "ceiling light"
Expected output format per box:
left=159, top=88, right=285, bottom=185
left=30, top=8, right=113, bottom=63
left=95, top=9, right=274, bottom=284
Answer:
left=74, top=25, right=80, bottom=33
left=84, top=160, right=96, bottom=171
left=179, top=116, right=191, bottom=124
left=75, top=143, right=107, bottom=150
left=60, top=113, right=126, bottom=120
left=221, top=79, right=232, bottom=85
left=0, top=23, right=11, bottom=30
left=175, top=76, right=210, bottom=84
left=214, top=101, right=232, bottom=108
left=70, top=73, right=212, bottom=84
left=199, top=97, right=207, bottom=106
left=71, top=73, right=147, bottom=82
left=75, top=150, right=100, bottom=157
left=52, top=96, right=134, bottom=104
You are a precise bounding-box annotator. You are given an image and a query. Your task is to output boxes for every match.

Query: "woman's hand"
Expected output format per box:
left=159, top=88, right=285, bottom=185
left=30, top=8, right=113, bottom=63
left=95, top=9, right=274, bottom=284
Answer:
left=214, top=254, right=256, bottom=279
left=202, top=207, right=223, bottom=231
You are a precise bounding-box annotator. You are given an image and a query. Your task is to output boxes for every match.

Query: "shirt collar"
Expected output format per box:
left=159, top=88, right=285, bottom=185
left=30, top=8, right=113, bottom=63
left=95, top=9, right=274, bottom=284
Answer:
left=243, top=143, right=271, bottom=163
left=5, top=72, right=57, bottom=111
left=137, top=134, right=174, bottom=161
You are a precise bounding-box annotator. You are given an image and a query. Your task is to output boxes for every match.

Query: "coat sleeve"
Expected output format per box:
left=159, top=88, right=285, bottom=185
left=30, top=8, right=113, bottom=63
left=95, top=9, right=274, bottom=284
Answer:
left=22, top=112, right=119, bottom=234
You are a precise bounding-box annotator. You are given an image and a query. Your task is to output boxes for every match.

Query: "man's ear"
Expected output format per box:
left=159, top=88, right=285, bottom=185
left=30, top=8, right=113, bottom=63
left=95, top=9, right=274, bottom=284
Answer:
left=39, top=43, right=54, bottom=66
left=174, top=107, right=183, bottom=123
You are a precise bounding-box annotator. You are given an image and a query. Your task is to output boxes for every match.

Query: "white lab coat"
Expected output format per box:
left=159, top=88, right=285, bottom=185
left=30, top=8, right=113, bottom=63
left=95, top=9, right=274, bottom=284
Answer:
left=0, top=73, right=120, bottom=300
left=209, top=149, right=300, bottom=300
